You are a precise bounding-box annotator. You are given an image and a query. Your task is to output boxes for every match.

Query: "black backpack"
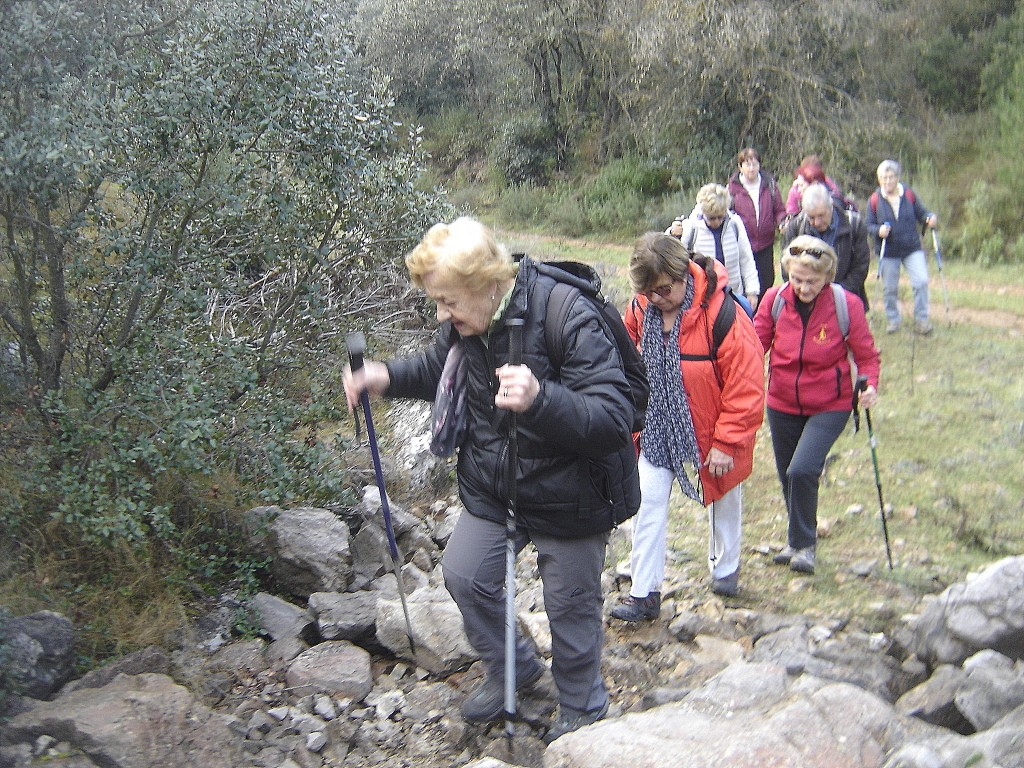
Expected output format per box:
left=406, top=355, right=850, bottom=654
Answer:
left=533, top=259, right=649, bottom=433
left=676, top=284, right=754, bottom=364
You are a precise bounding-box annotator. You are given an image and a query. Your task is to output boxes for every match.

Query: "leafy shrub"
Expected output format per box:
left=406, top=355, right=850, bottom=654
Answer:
left=422, top=107, right=492, bottom=177
left=957, top=180, right=1014, bottom=264
left=490, top=115, right=558, bottom=186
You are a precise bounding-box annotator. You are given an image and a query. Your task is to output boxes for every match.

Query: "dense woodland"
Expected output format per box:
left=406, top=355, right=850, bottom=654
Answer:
left=357, top=0, right=1024, bottom=252
left=1, top=0, right=1023, bottom=676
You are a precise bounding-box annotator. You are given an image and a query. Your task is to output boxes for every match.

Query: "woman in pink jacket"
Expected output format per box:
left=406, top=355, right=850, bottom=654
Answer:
left=754, top=235, right=880, bottom=575
left=728, top=148, right=787, bottom=303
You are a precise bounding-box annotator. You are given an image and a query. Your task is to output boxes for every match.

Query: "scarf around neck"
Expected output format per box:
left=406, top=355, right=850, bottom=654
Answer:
left=639, top=275, right=702, bottom=502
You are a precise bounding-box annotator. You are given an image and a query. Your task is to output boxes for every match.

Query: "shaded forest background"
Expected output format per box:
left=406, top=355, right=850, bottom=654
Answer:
left=1, top=0, right=1023, bottom=682
left=359, top=0, right=1024, bottom=258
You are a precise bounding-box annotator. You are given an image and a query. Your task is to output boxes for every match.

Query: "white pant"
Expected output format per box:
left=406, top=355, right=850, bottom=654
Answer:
left=629, top=452, right=743, bottom=597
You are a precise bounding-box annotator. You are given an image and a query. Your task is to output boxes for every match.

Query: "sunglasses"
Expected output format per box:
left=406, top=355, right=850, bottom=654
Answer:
left=788, top=245, right=827, bottom=258
left=643, top=281, right=676, bottom=299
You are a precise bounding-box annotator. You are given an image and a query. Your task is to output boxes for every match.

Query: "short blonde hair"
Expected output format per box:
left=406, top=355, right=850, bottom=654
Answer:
left=405, top=217, right=516, bottom=292
left=781, top=235, right=837, bottom=282
left=696, top=183, right=731, bottom=218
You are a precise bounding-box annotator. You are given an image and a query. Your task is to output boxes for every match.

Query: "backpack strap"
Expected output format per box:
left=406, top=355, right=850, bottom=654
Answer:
left=870, top=188, right=914, bottom=217
left=831, top=283, right=850, bottom=339
left=771, top=285, right=849, bottom=339
left=545, top=282, right=577, bottom=368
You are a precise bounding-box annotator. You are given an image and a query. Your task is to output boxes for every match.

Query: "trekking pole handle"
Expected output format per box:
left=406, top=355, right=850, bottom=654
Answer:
left=346, top=331, right=366, bottom=374
left=852, top=375, right=868, bottom=432
left=854, top=375, right=868, bottom=405
left=507, top=318, right=525, bottom=366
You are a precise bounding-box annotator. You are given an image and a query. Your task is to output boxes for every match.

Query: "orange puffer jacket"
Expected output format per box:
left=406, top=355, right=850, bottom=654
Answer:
left=625, top=260, right=765, bottom=504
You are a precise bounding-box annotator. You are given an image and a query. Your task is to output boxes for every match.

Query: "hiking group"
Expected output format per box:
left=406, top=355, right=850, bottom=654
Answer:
left=342, top=151, right=939, bottom=742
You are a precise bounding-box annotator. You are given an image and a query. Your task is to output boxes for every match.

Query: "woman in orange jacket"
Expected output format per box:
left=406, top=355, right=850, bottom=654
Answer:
left=610, top=233, right=764, bottom=621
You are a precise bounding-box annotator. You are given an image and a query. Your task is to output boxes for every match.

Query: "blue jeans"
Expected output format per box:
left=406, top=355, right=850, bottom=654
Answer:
left=881, top=250, right=929, bottom=326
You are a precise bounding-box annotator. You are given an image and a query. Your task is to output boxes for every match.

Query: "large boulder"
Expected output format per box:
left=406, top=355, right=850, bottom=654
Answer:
left=545, top=663, right=940, bottom=768
left=909, top=556, right=1024, bottom=667
left=243, top=506, right=352, bottom=598
left=4, top=673, right=248, bottom=767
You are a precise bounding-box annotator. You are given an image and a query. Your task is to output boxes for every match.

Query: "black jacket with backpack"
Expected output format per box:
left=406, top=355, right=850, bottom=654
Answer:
left=384, top=255, right=641, bottom=538
left=781, top=201, right=871, bottom=310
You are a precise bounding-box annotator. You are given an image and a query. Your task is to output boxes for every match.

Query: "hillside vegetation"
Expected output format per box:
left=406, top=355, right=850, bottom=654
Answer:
left=2, top=0, right=1023, bottom=684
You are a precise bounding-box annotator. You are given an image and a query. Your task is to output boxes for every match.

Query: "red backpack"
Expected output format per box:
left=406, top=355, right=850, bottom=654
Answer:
left=869, top=188, right=915, bottom=217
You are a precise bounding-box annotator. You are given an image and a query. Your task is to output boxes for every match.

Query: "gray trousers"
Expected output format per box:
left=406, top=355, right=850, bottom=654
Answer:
left=442, top=510, right=609, bottom=715
left=767, top=407, right=851, bottom=550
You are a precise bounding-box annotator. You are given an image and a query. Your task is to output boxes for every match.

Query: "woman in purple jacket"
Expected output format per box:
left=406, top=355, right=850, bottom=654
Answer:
left=728, top=148, right=786, bottom=305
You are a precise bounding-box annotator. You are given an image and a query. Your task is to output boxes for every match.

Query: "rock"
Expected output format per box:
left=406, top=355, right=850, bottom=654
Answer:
left=308, top=590, right=378, bottom=641
left=243, top=506, right=353, bottom=598
left=909, top=555, right=1024, bottom=667
left=895, top=664, right=973, bottom=734
left=249, top=592, right=317, bottom=642
left=286, top=641, right=373, bottom=699
left=954, top=649, right=1024, bottom=731
left=63, top=645, right=170, bottom=694
left=4, top=673, right=248, bottom=767
left=546, top=667, right=939, bottom=767
left=1, top=611, right=75, bottom=700
left=375, top=585, right=476, bottom=674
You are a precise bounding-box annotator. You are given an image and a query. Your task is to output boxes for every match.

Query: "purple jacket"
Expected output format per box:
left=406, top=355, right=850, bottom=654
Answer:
left=728, top=171, right=786, bottom=252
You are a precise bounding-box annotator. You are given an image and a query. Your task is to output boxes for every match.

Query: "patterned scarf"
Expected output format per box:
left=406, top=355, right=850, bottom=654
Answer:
left=429, top=340, right=467, bottom=457
left=639, top=275, right=703, bottom=502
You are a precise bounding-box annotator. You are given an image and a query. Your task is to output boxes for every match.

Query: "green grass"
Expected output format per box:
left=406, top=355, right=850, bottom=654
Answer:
left=508, top=231, right=1024, bottom=629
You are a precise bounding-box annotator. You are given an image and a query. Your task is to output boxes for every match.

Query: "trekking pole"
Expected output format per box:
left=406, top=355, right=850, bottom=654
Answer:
left=503, top=318, right=525, bottom=747
left=346, top=332, right=418, bottom=656
left=853, top=376, right=893, bottom=570
left=932, top=229, right=951, bottom=321
left=875, top=224, right=889, bottom=326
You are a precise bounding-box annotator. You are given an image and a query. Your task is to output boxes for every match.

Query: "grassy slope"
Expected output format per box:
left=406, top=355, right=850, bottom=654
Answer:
left=503, top=228, right=1024, bottom=630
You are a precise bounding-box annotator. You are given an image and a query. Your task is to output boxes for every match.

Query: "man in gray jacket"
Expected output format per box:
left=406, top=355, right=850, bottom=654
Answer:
left=782, top=183, right=871, bottom=308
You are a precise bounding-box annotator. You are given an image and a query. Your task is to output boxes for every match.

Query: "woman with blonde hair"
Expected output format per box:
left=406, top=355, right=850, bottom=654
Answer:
left=753, top=235, right=881, bottom=574
left=345, top=216, right=639, bottom=742
left=677, top=184, right=760, bottom=309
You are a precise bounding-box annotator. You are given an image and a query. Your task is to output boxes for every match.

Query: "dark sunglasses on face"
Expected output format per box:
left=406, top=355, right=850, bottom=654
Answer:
left=789, top=245, right=827, bottom=258
left=644, top=281, right=676, bottom=299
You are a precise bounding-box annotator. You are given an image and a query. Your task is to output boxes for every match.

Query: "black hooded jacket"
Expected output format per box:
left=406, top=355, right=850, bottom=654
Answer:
left=385, top=256, right=640, bottom=538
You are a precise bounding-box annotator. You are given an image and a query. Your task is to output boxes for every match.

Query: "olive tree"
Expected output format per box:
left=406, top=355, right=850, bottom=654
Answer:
left=0, top=0, right=449, bottom=553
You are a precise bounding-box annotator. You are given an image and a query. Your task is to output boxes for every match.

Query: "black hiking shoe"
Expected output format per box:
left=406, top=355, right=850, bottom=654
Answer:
left=711, top=568, right=739, bottom=597
left=543, top=699, right=610, bottom=744
left=790, top=546, right=816, bottom=574
left=460, top=661, right=545, bottom=724
left=773, top=545, right=797, bottom=565
left=609, top=592, right=661, bottom=622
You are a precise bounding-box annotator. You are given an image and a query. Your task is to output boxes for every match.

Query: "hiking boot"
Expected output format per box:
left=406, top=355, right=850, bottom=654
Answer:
left=542, top=699, right=610, bottom=745
left=886, top=322, right=900, bottom=334
left=915, top=320, right=933, bottom=335
left=460, top=661, right=545, bottom=724
left=790, top=547, right=816, bottom=574
left=608, top=592, right=661, bottom=622
left=773, top=545, right=797, bottom=565
left=711, top=568, right=739, bottom=597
